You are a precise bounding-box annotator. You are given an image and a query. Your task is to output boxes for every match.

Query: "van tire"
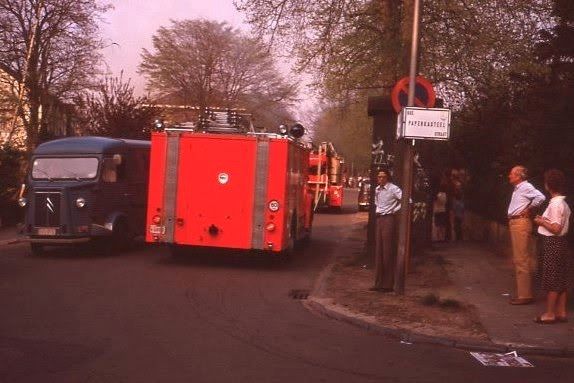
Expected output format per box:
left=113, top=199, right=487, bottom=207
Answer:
left=30, top=243, right=44, bottom=256
left=112, top=219, right=132, bottom=251
left=98, top=219, right=130, bottom=254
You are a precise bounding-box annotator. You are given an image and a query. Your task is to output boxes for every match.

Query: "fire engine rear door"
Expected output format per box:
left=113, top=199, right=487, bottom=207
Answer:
left=174, top=135, right=258, bottom=249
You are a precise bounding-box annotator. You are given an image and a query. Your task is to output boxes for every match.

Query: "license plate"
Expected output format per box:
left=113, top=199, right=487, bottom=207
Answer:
left=38, top=227, right=56, bottom=236
left=149, top=225, right=165, bottom=235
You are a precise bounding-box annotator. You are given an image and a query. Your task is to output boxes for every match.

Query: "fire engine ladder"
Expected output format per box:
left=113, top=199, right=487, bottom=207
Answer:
left=312, top=142, right=329, bottom=211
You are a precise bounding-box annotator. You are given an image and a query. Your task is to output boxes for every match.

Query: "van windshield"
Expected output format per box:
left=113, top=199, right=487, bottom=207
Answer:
left=32, top=157, right=99, bottom=180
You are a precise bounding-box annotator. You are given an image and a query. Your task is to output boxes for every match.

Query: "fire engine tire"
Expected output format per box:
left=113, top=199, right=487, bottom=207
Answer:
left=284, top=213, right=299, bottom=256
left=29, top=243, right=44, bottom=256
left=169, top=244, right=187, bottom=257
left=301, top=227, right=312, bottom=243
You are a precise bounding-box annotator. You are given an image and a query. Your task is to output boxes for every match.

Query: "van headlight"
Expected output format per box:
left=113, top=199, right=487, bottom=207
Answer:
left=75, top=197, right=86, bottom=208
left=18, top=197, right=27, bottom=207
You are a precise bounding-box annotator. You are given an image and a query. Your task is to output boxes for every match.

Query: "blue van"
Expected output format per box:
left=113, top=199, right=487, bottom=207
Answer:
left=19, top=137, right=150, bottom=255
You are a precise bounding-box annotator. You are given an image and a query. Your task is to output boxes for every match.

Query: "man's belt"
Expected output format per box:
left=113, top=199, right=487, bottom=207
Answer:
left=508, top=214, right=528, bottom=220
left=376, top=213, right=395, bottom=217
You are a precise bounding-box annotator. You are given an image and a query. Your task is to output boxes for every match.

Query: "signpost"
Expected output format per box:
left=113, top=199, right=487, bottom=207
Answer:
left=397, top=107, right=451, bottom=140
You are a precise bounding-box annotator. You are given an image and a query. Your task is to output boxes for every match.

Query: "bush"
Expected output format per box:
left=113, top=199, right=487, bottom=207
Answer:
left=0, top=145, right=26, bottom=226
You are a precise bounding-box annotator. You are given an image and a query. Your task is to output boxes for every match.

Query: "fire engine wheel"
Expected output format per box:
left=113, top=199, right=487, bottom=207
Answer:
left=169, top=244, right=187, bottom=257
left=281, top=214, right=298, bottom=259
left=29, top=243, right=44, bottom=256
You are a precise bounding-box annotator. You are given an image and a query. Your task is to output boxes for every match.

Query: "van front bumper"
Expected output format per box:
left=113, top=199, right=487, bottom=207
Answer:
left=25, top=236, right=91, bottom=244
left=22, top=224, right=113, bottom=244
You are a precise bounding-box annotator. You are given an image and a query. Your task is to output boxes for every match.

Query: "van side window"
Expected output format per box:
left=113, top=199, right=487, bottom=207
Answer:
left=130, top=151, right=151, bottom=184
left=116, top=160, right=126, bottom=181
left=102, top=159, right=117, bottom=183
left=102, top=156, right=127, bottom=183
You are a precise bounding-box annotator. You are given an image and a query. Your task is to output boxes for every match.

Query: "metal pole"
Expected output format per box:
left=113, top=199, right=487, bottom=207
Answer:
left=394, top=0, right=421, bottom=295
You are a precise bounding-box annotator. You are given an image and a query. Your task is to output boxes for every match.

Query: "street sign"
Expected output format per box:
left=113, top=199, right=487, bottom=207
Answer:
left=391, top=76, right=436, bottom=113
left=397, top=107, right=451, bottom=141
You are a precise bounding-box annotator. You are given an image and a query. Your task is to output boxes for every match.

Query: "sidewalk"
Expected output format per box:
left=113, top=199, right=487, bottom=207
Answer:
left=306, top=217, right=574, bottom=357
left=0, top=224, right=20, bottom=246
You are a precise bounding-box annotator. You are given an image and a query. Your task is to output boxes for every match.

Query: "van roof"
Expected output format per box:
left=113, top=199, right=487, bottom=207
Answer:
left=34, top=136, right=150, bottom=155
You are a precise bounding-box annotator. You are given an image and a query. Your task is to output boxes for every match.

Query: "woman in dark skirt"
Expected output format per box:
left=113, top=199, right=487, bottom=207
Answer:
left=533, top=169, right=572, bottom=324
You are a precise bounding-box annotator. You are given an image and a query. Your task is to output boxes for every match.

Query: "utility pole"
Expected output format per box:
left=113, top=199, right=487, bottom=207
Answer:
left=394, top=0, right=422, bottom=295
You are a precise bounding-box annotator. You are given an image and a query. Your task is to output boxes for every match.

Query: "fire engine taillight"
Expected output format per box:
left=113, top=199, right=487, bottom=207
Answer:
left=268, top=200, right=280, bottom=212
left=265, top=223, right=276, bottom=232
left=152, top=215, right=161, bottom=224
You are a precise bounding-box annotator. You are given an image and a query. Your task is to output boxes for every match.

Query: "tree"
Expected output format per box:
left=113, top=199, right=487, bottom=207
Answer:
left=237, top=0, right=569, bottom=226
left=423, top=0, right=552, bottom=109
left=312, top=100, right=372, bottom=173
left=235, top=0, right=407, bottom=100
left=235, top=0, right=552, bottom=107
left=138, top=19, right=298, bottom=127
left=436, top=0, right=574, bottom=221
left=519, top=0, right=574, bottom=173
left=77, top=73, right=162, bottom=139
left=0, top=0, right=111, bottom=154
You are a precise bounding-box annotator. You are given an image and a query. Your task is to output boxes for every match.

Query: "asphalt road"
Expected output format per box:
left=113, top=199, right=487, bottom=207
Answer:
left=1, top=189, right=573, bottom=382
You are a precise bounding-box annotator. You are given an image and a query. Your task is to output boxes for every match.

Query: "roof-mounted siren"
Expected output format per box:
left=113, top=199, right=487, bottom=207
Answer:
left=278, top=123, right=305, bottom=138
left=289, top=123, right=305, bottom=139
left=153, top=119, right=165, bottom=132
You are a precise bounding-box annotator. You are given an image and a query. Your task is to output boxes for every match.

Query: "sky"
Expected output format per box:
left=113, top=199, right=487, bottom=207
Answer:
left=99, top=0, right=248, bottom=96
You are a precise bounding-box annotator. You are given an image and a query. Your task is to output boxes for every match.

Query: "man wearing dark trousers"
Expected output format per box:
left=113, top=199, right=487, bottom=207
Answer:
left=371, top=169, right=402, bottom=292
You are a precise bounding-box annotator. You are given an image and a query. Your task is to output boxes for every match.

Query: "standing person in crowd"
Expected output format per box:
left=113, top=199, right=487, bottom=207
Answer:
left=432, top=188, right=448, bottom=242
left=533, top=169, right=571, bottom=324
left=507, top=165, right=546, bottom=305
left=370, top=169, right=402, bottom=292
left=450, top=181, right=465, bottom=241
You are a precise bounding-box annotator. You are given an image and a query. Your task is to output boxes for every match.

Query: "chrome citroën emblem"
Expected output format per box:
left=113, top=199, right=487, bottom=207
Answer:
left=46, top=197, right=55, bottom=214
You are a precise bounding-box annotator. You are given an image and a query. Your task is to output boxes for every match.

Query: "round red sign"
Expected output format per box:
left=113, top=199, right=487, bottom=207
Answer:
left=391, top=76, right=436, bottom=113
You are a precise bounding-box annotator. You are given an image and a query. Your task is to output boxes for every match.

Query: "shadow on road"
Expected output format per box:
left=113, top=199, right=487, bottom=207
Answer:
left=155, top=237, right=335, bottom=272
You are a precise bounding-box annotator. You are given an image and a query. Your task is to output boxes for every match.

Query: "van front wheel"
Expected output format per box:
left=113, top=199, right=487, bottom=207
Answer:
left=30, top=243, right=44, bottom=256
left=112, top=219, right=132, bottom=251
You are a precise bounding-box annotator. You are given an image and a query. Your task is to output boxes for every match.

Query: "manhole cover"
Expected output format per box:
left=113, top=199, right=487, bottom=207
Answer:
left=288, top=289, right=310, bottom=300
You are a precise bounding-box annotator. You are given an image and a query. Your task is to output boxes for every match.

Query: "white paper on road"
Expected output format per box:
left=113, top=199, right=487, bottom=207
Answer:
left=470, top=351, right=533, bottom=367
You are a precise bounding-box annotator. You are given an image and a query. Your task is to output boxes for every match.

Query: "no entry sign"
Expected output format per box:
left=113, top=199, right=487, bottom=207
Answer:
left=391, top=76, right=436, bottom=113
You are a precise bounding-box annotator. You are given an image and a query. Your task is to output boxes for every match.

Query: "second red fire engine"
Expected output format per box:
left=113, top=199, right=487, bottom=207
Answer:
left=308, top=142, right=345, bottom=211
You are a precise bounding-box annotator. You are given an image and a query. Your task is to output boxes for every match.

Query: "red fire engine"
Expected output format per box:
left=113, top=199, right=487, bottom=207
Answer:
left=308, top=142, right=344, bottom=211
left=145, top=109, right=313, bottom=255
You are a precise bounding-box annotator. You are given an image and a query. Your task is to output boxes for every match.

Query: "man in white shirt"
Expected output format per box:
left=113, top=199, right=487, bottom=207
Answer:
left=370, top=169, right=402, bottom=292
left=507, top=165, right=546, bottom=305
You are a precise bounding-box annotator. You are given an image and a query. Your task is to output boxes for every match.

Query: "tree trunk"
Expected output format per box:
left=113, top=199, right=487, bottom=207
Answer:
left=26, top=89, right=41, bottom=155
